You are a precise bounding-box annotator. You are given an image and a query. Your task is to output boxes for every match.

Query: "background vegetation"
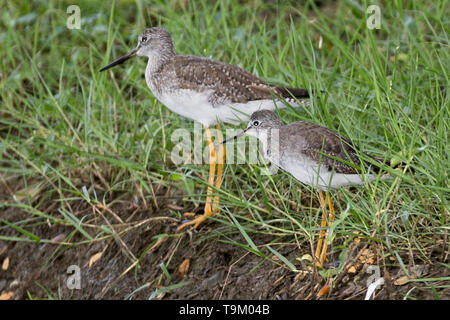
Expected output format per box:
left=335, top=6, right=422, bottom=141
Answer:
left=0, top=0, right=448, bottom=299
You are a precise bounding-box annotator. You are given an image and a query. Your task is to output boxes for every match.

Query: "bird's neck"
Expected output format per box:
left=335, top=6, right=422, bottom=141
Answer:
left=145, top=48, right=176, bottom=74
left=145, top=49, right=176, bottom=95
left=250, top=128, right=281, bottom=160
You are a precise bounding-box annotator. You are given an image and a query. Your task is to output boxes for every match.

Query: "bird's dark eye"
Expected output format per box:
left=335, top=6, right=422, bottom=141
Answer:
left=252, top=120, right=261, bottom=127
left=141, top=36, right=147, bottom=42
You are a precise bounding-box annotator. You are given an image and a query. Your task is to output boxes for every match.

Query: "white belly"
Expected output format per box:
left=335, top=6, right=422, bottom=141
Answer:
left=154, top=89, right=296, bottom=127
left=279, top=158, right=387, bottom=190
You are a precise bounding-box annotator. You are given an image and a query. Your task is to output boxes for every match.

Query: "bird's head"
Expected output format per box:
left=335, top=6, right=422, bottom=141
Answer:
left=99, top=27, right=175, bottom=72
left=221, top=110, right=283, bottom=144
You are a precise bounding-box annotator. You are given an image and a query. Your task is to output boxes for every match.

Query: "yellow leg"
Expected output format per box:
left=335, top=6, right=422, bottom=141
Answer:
left=212, top=124, right=225, bottom=213
left=314, top=191, right=336, bottom=267
left=319, top=193, right=336, bottom=265
left=315, top=190, right=329, bottom=267
left=177, top=127, right=216, bottom=231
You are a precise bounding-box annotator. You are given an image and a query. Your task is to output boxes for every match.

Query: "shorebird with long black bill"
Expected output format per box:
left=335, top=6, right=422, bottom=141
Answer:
left=223, top=110, right=391, bottom=267
left=100, top=27, right=311, bottom=231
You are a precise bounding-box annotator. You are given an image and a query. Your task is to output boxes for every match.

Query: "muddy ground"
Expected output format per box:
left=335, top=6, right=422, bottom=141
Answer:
left=0, top=185, right=448, bottom=300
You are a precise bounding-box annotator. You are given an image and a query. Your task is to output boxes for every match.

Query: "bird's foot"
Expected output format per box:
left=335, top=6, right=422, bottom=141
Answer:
left=176, top=206, right=213, bottom=232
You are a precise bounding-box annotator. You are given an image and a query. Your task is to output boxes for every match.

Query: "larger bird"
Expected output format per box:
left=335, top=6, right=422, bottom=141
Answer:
left=100, top=27, right=310, bottom=230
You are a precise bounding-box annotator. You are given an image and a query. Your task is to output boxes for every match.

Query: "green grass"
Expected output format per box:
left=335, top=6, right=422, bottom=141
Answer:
left=0, top=0, right=449, bottom=299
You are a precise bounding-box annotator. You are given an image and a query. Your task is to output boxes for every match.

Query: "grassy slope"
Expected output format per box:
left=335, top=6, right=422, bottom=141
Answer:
left=0, top=0, right=449, bottom=299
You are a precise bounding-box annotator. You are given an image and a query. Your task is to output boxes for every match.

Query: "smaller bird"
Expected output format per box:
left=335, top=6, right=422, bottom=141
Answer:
left=223, top=110, right=391, bottom=267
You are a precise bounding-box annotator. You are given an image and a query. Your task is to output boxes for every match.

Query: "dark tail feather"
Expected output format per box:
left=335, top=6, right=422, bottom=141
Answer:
left=276, top=86, right=310, bottom=99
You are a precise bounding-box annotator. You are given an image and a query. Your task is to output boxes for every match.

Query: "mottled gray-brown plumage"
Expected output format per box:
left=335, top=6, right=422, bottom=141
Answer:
left=137, top=28, right=309, bottom=105
left=236, top=110, right=390, bottom=190
left=100, top=27, right=310, bottom=127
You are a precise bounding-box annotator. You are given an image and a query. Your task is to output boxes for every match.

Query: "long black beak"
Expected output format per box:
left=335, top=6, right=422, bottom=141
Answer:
left=99, top=47, right=138, bottom=72
left=221, top=127, right=250, bottom=144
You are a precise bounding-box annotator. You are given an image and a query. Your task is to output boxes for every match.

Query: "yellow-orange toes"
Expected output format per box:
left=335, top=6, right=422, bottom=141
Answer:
left=176, top=204, right=213, bottom=232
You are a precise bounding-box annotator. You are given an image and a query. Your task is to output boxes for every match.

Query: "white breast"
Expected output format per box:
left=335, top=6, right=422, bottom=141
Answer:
left=156, top=89, right=216, bottom=126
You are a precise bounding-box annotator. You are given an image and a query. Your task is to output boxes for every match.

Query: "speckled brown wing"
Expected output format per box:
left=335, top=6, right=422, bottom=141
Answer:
left=167, top=55, right=309, bottom=105
left=290, top=122, right=368, bottom=174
